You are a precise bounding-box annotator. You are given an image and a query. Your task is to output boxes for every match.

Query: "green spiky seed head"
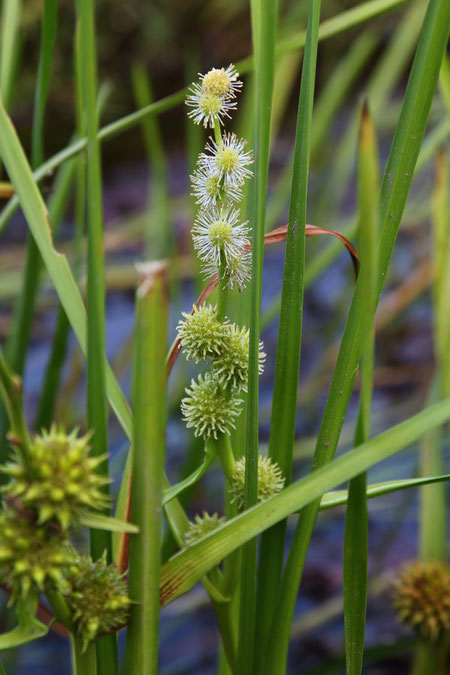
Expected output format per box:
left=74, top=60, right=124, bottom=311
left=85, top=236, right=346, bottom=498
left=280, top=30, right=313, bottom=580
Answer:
left=0, top=507, right=72, bottom=598
left=393, top=560, right=450, bottom=642
left=230, top=455, right=285, bottom=510
left=212, top=324, right=265, bottom=392
left=181, top=373, right=243, bottom=439
left=65, top=554, right=130, bottom=652
left=3, top=425, right=110, bottom=529
left=177, top=304, right=229, bottom=363
left=184, top=511, right=226, bottom=546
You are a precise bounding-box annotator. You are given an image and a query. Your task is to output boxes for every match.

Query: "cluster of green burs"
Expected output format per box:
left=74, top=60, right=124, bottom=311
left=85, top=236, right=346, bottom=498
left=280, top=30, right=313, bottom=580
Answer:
left=0, top=425, right=129, bottom=650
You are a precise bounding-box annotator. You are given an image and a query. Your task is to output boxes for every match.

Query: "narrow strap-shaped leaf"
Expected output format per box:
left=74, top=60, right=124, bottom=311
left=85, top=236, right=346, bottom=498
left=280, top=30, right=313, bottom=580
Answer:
left=255, top=0, right=322, bottom=667
left=126, top=263, right=168, bottom=675
left=162, top=440, right=217, bottom=506
left=80, top=512, right=139, bottom=534
left=343, top=102, right=379, bottom=675
left=159, top=398, right=450, bottom=608
left=239, top=0, right=278, bottom=668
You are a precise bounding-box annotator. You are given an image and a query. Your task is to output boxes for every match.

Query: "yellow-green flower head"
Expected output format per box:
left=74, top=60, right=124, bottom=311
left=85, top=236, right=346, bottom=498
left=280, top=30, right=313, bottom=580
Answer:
left=3, top=425, right=110, bottom=529
left=230, top=455, right=285, bottom=510
left=393, top=560, right=450, bottom=642
left=212, top=324, right=265, bottom=392
left=181, top=373, right=243, bottom=439
left=65, top=553, right=130, bottom=652
left=200, top=65, right=242, bottom=99
left=192, top=205, right=250, bottom=273
left=199, top=133, right=253, bottom=189
left=0, top=507, right=72, bottom=599
left=190, top=166, right=243, bottom=210
left=177, top=303, right=229, bottom=363
left=183, top=511, right=226, bottom=546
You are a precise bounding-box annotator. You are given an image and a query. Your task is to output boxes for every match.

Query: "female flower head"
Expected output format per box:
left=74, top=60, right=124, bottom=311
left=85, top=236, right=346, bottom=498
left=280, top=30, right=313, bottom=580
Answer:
left=181, top=373, right=243, bottom=439
left=230, top=456, right=285, bottom=510
left=177, top=303, right=228, bottom=363
left=212, top=324, right=266, bottom=392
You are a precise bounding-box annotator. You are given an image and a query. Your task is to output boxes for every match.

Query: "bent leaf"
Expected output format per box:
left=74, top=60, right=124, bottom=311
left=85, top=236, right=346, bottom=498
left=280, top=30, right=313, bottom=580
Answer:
left=166, top=223, right=358, bottom=376
left=162, top=440, right=217, bottom=506
left=80, top=512, right=139, bottom=533
left=0, top=597, right=48, bottom=650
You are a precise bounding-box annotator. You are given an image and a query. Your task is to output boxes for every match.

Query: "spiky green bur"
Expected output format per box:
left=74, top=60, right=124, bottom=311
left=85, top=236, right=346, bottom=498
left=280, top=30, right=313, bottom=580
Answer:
left=212, top=324, right=265, bottom=392
left=230, top=455, right=285, bottom=510
left=183, top=511, right=226, bottom=546
left=177, top=304, right=228, bottom=363
left=65, top=554, right=130, bottom=651
left=3, top=425, right=109, bottom=529
left=181, top=373, right=243, bottom=439
left=393, top=560, right=450, bottom=642
left=0, top=507, right=71, bottom=598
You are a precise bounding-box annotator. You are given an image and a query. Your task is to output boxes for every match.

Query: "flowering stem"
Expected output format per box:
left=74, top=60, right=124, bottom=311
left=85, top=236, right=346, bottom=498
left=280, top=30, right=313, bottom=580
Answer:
left=217, top=252, right=229, bottom=322
left=71, top=637, right=96, bottom=675
left=216, top=433, right=236, bottom=484
left=45, top=589, right=73, bottom=632
left=214, top=119, right=223, bottom=147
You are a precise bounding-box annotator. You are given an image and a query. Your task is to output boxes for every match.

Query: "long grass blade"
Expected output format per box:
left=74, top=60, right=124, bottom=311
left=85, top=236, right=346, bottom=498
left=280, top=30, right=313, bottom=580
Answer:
left=254, top=0, right=321, bottom=667
left=75, top=0, right=116, bottom=671
left=160, top=398, right=450, bottom=608
left=419, top=150, right=449, bottom=561
left=265, top=0, right=450, bottom=670
left=3, top=0, right=58, bottom=379
left=343, top=102, right=378, bottom=675
left=0, top=0, right=22, bottom=108
left=239, top=1, right=278, bottom=670
left=126, top=263, right=168, bottom=674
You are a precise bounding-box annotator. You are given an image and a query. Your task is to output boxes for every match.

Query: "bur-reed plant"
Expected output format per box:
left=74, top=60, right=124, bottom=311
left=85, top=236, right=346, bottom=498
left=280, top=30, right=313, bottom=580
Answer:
left=0, top=0, right=449, bottom=673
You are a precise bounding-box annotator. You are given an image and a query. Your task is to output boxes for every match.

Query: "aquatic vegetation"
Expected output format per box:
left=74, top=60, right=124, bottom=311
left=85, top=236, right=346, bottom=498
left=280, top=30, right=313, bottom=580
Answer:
left=0, top=0, right=448, bottom=673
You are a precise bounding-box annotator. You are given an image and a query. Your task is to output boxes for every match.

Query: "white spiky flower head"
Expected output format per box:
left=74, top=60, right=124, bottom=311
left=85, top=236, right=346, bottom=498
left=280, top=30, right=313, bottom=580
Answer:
left=190, top=166, right=243, bottom=210
left=186, top=86, right=236, bottom=129
left=177, top=303, right=229, bottom=363
left=192, top=205, right=250, bottom=269
left=230, top=455, right=285, bottom=510
left=181, top=373, right=243, bottom=439
left=200, top=65, right=242, bottom=99
left=212, top=324, right=265, bottom=392
left=186, top=65, right=242, bottom=128
left=199, top=133, right=253, bottom=188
